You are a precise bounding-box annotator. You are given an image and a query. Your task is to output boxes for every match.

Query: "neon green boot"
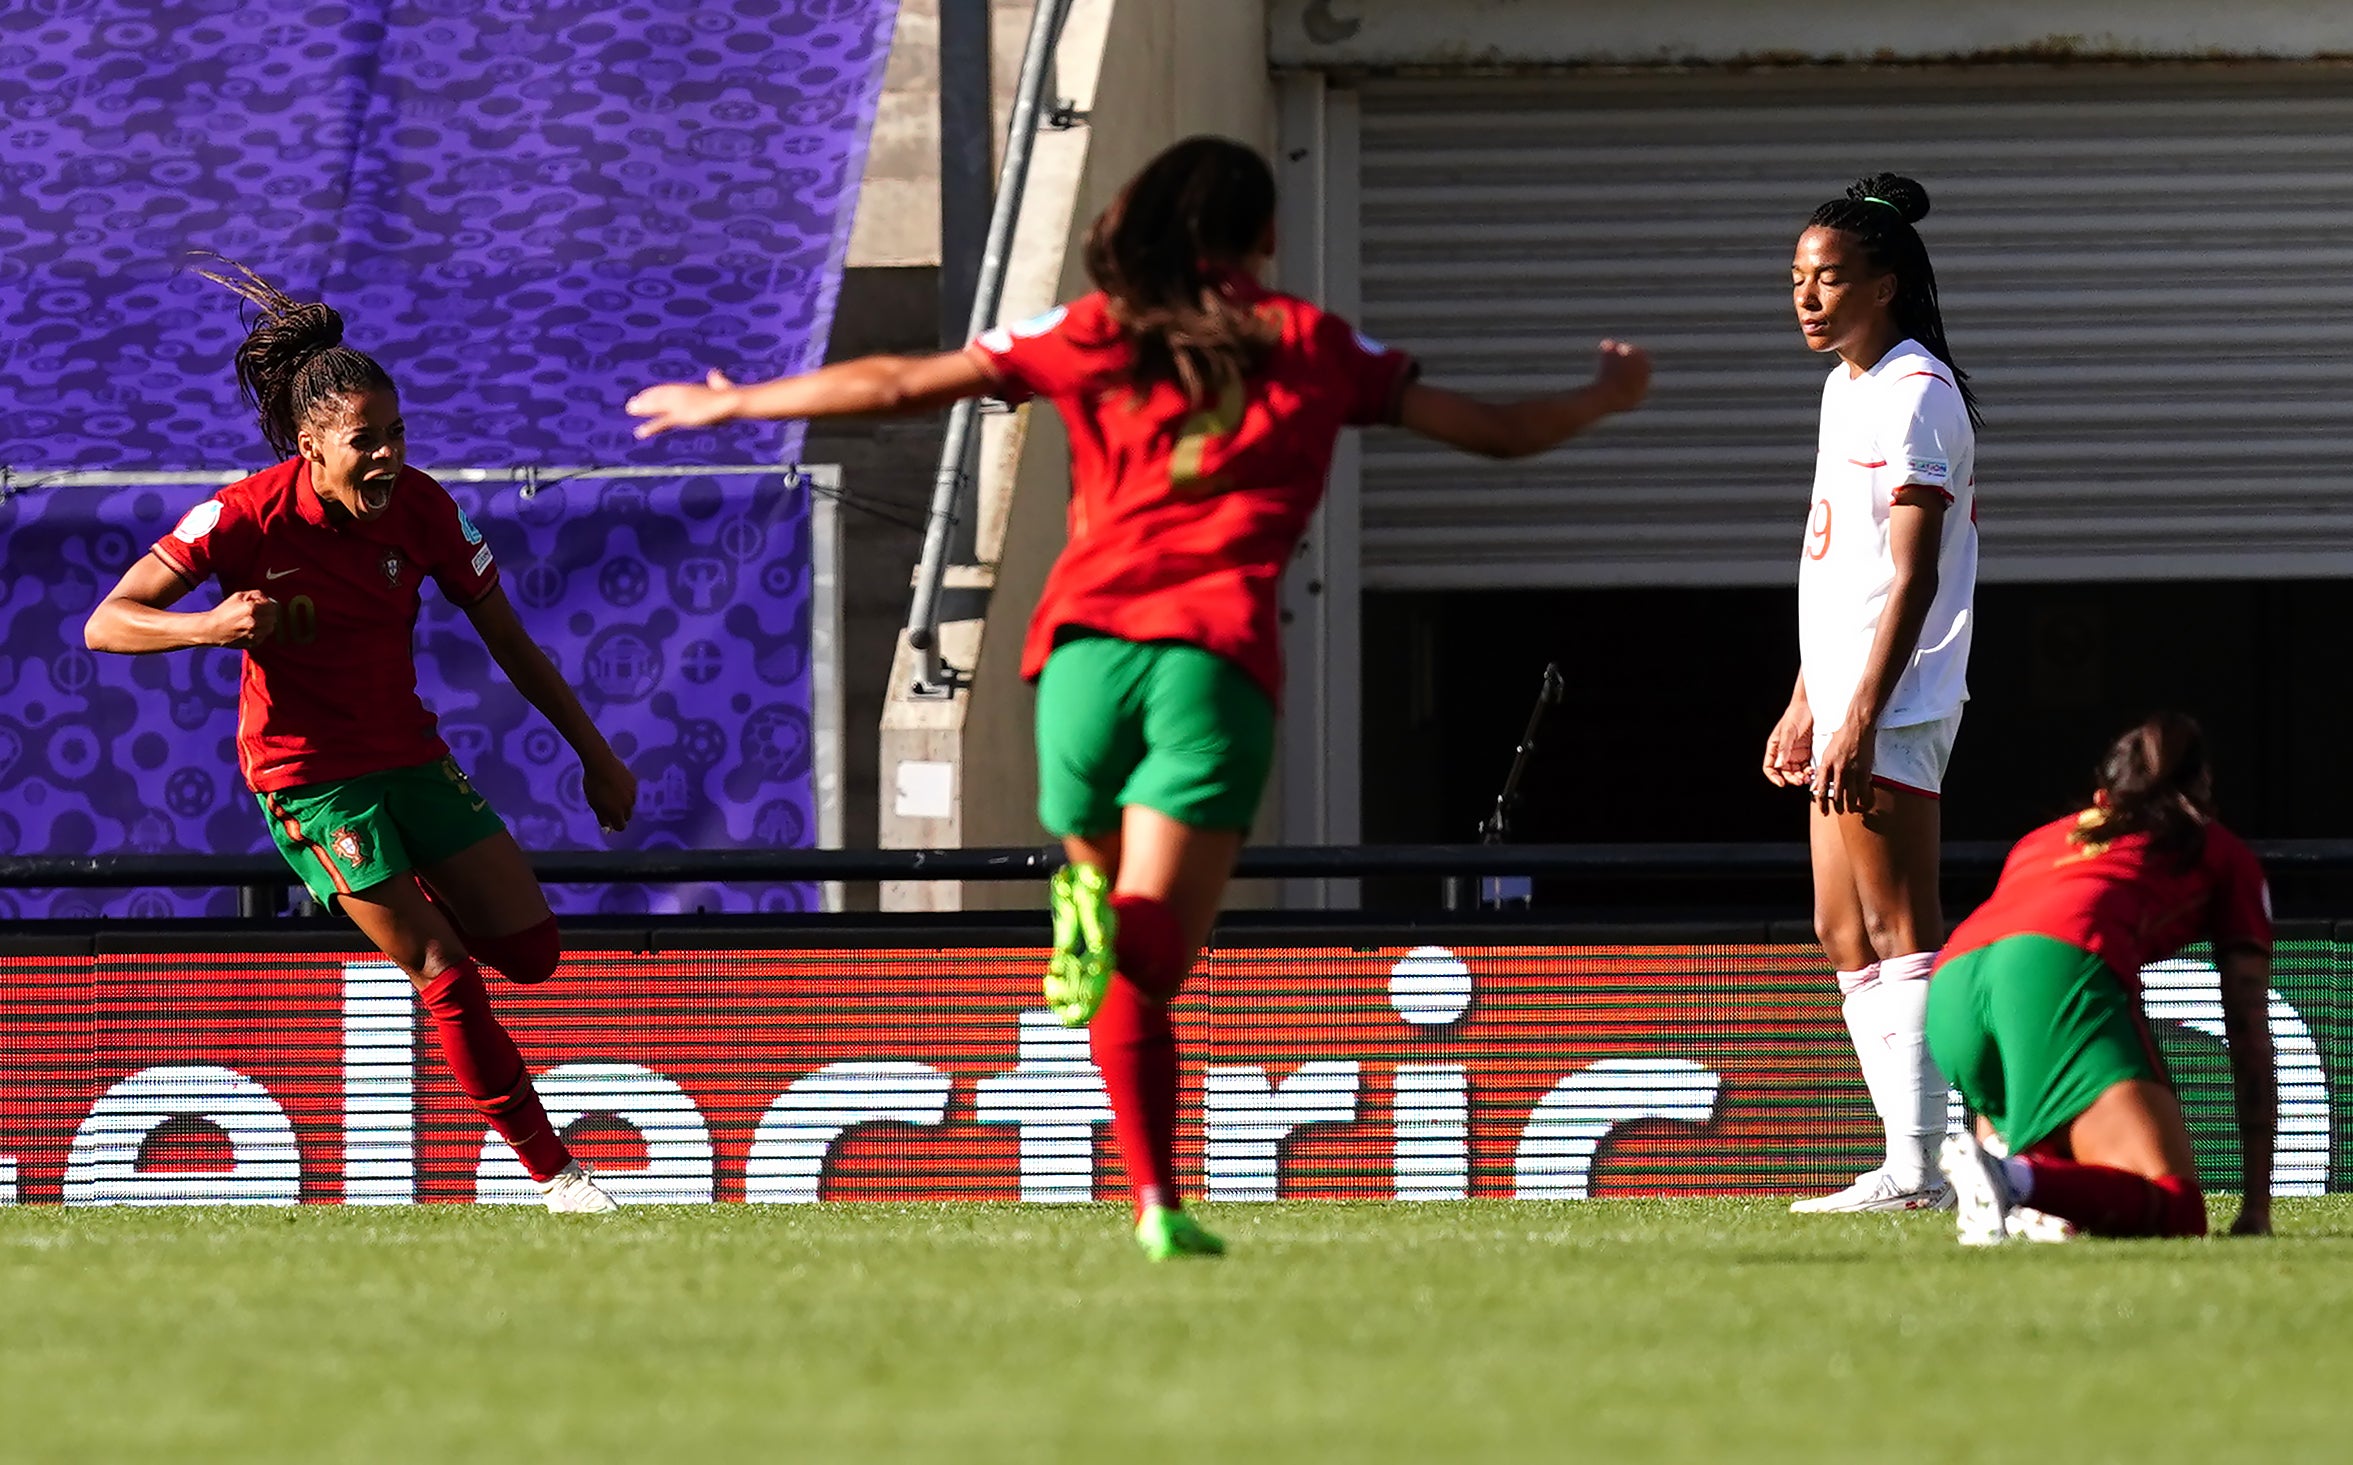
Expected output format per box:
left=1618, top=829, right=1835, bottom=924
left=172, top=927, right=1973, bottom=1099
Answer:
left=1135, top=1204, right=1225, bottom=1261
left=1045, top=862, right=1116, bottom=1027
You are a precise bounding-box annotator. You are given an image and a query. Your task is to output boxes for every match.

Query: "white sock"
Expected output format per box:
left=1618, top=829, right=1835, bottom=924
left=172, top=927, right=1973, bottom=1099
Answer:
left=1843, top=960, right=1944, bottom=1189
left=1878, top=950, right=1937, bottom=984
left=1835, top=963, right=1881, bottom=998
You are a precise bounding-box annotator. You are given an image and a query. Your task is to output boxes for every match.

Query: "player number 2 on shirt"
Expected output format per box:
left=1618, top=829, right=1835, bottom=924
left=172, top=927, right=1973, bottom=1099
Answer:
left=1168, top=380, right=1247, bottom=494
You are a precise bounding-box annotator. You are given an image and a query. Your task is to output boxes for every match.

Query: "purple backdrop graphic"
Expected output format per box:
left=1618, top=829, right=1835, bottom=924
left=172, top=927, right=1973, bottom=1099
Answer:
left=0, top=1, right=898, bottom=914
left=0, top=0, right=897, bottom=467
left=0, top=470, right=820, bottom=917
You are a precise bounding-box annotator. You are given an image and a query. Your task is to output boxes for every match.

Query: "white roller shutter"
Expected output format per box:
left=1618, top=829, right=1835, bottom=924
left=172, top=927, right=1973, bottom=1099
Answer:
left=1354, top=68, right=2353, bottom=588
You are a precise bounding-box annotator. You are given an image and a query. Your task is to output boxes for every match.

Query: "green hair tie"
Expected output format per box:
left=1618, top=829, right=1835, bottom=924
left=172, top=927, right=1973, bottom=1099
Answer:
left=1863, top=195, right=1901, bottom=212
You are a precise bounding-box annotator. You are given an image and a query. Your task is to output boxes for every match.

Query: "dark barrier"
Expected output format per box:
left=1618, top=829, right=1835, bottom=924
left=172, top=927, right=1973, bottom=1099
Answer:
left=16, top=838, right=2353, bottom=886
left=0, top=922, right=2338, bottom=1206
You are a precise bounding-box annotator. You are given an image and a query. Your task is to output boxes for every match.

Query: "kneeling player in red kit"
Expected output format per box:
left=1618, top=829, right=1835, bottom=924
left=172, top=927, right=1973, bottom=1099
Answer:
left=86, top=262, right=640, bottom=1213
left=1931, top=713, right=2274, bottom=1243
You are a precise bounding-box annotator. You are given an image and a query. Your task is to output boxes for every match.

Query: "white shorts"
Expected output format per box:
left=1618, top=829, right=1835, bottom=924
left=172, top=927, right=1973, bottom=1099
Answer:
left=1813, top=711, right=1960, bottom=800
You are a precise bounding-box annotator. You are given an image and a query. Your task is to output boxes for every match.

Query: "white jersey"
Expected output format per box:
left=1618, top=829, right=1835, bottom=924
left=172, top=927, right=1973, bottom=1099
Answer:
left=1796, top=340, right=1978, bottom=734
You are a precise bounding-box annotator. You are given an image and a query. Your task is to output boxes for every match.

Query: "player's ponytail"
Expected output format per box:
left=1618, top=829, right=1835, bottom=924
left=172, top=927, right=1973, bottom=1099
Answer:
left=2078, top=711, right=2215, bottom=864
left=1807, top=173, right=1983, bottom=429
left=191, top=255, right=397, bottom=457
left=1083, top=135, right=1280, bottom=405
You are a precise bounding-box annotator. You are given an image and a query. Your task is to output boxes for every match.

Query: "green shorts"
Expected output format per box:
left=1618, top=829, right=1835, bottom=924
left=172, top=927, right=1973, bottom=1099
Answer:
left=258, top=757, right=508, bottom=909
left=1033, top=634, right=1276, bottom=838
left=1925, top=933, right=2164, bottom=1154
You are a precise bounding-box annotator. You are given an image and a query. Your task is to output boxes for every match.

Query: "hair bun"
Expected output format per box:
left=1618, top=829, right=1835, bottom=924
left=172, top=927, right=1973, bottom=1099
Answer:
left=283, top=300, right=346, bottom=352
left=1847, top=173, right=1930, bottom=225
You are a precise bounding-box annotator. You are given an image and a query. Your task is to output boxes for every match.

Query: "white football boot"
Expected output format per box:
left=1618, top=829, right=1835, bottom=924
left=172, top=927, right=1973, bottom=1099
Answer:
left=2005, top=1206, right=2077, bottom=1243
left=1939, top=1132, right=2016, bottom=1246
left=1788, top=1168, right=1954, bottom=1214
left=540, top=1162, right=619, bottom=1214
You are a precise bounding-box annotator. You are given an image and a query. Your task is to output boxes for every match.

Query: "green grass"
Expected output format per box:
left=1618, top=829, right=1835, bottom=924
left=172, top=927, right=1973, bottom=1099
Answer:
left=4, top=1199, right=2351, bottom=1463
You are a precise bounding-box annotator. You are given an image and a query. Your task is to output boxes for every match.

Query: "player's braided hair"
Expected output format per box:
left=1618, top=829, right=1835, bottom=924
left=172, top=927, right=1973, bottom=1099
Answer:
left=1083, top=135, right=1280, bottom=406
left=2078, top=711, right=2215, bottom=865
left=190, top=255, right=397, bottom=457
left=1808, top=173, right=1984, bottom=429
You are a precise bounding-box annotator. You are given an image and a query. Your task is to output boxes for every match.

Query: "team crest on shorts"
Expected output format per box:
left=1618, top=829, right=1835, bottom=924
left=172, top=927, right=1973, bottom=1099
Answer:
left=330, top=826, right=366, bottom=868
left=381, top=549, right=403, bottom=584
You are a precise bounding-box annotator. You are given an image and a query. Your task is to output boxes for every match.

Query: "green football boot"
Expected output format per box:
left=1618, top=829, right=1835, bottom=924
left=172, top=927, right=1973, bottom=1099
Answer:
left=1135, top=1204, right=1225, bottom=1261
left=1045, top=862, right=1116, bottom=1027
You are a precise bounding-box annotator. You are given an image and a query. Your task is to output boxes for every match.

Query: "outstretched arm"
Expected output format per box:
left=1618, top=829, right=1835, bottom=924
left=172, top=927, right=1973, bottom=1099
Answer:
left=1396, top=340, right=1651, bottom=460
left=2218, top=945, right=2276, bottom=1235
left=85, top=554, right=276, bottom=654
left=462, top=586, right=638, bottom=833
left=627, top=352, right=998, bottom=439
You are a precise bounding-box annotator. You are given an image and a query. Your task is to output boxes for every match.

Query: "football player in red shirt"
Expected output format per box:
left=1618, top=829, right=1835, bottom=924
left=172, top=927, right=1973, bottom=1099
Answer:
left=1930, top=713, right=2275, bottom=1243
left=629, top=136, right=1650, bottom=1258
left=86, top=263, right=640, bottom=1214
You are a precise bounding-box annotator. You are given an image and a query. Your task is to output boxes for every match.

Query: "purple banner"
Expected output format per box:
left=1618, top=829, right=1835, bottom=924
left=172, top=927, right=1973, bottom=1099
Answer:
left=0, top=471, right=817, bottom=918
left=0, top=0, right=898, bottom=468
left=0, top=1, right=898, bottom=912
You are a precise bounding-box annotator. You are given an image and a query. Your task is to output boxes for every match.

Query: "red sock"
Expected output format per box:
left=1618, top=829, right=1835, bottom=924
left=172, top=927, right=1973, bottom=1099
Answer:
left=1111, top=894, right=1185, bottom=1000
left=417, top=960, right=572, bottom=1183
left=470, top=915, right=562, bottom=986
left=2022, top=1155, right=2207, bottom=1237
left=1091, top=972, right=1179, bottom=1213
left=2154, top=1175, right=2210, bottom=1237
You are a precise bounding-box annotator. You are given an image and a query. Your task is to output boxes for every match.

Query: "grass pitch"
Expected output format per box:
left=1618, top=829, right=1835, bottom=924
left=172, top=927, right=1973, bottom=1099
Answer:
left=4, top=1199, right=2351, bottom=1463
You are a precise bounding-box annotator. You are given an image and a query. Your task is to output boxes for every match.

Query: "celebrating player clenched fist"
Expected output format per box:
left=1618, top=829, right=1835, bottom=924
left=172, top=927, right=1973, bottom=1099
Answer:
left=86, top=260, right=637, bottom=1214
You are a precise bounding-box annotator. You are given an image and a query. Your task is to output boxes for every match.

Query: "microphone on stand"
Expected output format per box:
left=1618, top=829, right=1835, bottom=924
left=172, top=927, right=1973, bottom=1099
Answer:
left=1446, top=661, right=1565, bottom=912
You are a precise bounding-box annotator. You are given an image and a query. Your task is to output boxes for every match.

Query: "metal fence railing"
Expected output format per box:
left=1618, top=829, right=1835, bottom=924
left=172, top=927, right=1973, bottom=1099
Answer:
left=903, top=0, right=1075, bottom=697
left=0, top=462, right=838, bottom=500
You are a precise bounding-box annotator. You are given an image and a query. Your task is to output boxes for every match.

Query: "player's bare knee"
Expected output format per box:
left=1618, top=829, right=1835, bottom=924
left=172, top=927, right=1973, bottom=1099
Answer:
left=1814, top=912, right=1868, bottom=968
left=1860, top=908, right=1922, bottom=962
left=413, top=937, right=469, bottom=987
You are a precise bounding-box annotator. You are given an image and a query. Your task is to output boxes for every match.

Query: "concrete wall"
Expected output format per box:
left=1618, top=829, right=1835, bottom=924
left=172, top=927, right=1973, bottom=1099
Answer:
left=807, top=1, right=1040, bottom=907
left=849, top=0, right=1041, bottom=270
left=1265, top=0, right=2353, bottom=68
left=878, top=0, right=1276, bottom=909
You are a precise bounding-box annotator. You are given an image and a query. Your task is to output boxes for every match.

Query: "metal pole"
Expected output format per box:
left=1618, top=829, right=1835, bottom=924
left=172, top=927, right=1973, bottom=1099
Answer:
left=809, top=461, right=846, bottom=913
left=938, top=0, right=993, bottom=351
left=904, top=0, right=1069, bottom=695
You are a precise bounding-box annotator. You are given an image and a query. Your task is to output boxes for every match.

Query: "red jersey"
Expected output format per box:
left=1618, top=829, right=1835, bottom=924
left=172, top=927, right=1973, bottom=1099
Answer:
left=1940, top=810, right=2272, bottom=993
left=150, top=459, right=501, bottom=793
left=967, top=278, right=1418, bottom=703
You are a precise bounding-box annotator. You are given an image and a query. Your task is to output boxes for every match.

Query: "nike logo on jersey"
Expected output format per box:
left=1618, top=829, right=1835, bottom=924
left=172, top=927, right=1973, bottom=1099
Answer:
left=265, top=568, right=299, bottom=581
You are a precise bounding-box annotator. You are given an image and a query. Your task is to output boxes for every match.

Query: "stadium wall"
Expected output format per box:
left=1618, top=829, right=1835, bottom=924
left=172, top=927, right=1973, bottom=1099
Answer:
left=0, top=924, right=2336, bottom=1205
left=1263, top=0, right=2353, bottom=67
left=1263, top=0, right=2353, bottom=860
